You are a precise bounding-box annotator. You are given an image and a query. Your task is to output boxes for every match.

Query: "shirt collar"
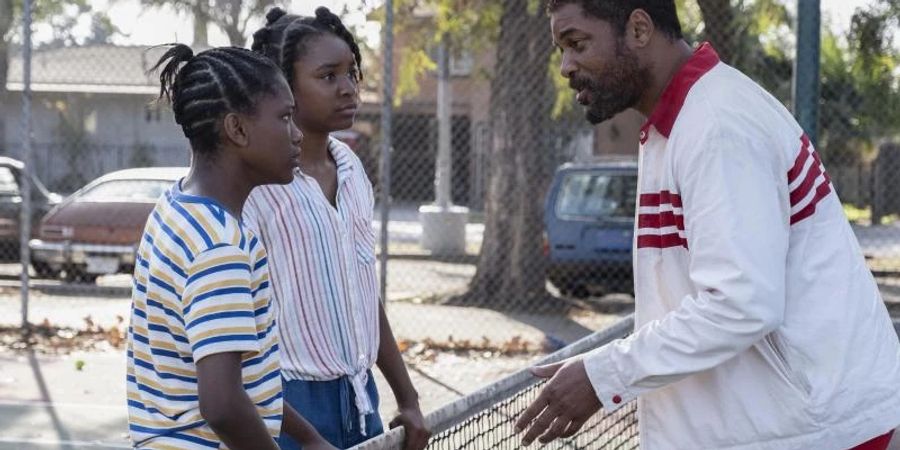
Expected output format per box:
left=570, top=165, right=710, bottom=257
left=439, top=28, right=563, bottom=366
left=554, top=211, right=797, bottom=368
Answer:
left=328, top=136, right=355, bottom=175
left=640, top=42, right=720, bottom=144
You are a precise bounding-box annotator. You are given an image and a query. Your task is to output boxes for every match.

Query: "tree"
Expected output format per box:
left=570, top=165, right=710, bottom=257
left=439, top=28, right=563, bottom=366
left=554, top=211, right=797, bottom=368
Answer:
left=209, top=0, right=276, bottom=47
left=384, top=0, right=574, bottom=309
left=1, top=0, right=105, bottom=146
left=454, top=0, right=567, bottom=310
left=388, top=0, right=500, bottom=103
left=139, top=0, right=276, bottom=47
left=386, top=0, right=899, bottom=310
left=696, top=0, right=741, bottom=63
left=818, top=0, right=900, bottom=164
left=0, top=0, right=13, bottom=96
left=1, top=0, right=93, bottom=96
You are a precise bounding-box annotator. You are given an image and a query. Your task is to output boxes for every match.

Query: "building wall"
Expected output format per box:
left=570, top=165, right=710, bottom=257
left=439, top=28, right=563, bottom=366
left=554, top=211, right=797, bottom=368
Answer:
left=2, top=91, right=189, bottom=193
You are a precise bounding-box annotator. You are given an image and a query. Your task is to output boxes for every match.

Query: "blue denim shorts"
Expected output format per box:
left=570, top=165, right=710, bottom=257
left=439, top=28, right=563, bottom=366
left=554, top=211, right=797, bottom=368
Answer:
left=277, top=370, right=384, bottom=450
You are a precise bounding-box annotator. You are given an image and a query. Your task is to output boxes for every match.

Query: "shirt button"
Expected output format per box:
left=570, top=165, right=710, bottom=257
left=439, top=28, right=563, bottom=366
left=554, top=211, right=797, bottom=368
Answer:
left=612, top=395, right=622, bottom=404
left=639, top=130, right=647, bottom=140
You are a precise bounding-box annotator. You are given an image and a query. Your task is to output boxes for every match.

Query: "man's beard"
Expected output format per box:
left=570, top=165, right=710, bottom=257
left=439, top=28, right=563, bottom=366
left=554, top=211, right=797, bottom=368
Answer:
left=570, top=42, right=650, bottom=124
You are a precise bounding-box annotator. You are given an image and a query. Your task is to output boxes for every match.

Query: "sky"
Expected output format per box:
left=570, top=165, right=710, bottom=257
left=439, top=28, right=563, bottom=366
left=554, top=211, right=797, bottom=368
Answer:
left=31, top=0, right=879, bottom=49
left=32, top=0, right=380, bottom=47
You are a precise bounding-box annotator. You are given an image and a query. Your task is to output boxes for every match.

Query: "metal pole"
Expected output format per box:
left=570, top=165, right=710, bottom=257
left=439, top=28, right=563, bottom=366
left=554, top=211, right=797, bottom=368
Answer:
left=793, top=0, right=820, bottom=146
left=20, top=0, right=33, bottom=329
left=378, top=0, right=394, bottom=307
left=435, top=37, right=452, bottom=208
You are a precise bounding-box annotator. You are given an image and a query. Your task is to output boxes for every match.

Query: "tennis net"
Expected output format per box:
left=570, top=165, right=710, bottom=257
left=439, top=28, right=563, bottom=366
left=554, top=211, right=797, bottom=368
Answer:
left=351, top=315, right=637, bottom=450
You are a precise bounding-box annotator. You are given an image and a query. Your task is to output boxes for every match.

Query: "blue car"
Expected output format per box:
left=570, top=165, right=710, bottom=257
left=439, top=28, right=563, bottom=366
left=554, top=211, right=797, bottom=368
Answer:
left=544, top=159, right=638, bottom=297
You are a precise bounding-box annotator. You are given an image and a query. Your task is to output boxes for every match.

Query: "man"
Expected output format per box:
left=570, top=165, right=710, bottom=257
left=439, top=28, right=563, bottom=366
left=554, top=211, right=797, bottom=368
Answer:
left=516, top=1, right=900, bottom=449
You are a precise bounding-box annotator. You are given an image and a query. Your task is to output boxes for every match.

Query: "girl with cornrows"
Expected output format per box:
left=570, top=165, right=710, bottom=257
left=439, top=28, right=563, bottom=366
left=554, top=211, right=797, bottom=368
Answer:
left=126, top=44, right=336, bottom=450
left=242, top=7, right=430, bottom=450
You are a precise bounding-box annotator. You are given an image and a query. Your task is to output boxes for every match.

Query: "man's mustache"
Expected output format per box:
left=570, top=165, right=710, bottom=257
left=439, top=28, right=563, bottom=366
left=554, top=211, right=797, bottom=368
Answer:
left=569, top=76, right=593, bottom=92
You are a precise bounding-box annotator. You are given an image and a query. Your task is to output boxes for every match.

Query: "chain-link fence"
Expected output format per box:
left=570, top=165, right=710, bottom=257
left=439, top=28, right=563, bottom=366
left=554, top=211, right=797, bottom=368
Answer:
left=1, top=0, right=900, bottom=446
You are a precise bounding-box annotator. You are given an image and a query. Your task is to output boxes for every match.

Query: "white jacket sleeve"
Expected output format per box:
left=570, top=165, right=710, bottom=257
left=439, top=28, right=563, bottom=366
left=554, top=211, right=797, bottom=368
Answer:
left=583, top=122, right=791, bottom=411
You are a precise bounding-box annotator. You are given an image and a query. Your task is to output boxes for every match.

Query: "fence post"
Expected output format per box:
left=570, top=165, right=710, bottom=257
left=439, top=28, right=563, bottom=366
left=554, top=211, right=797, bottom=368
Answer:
left=378, top=0, right=395, bottom=307
left=793, top=0, right=820, bottom=146
left=19, top=0, right=33, bottom=330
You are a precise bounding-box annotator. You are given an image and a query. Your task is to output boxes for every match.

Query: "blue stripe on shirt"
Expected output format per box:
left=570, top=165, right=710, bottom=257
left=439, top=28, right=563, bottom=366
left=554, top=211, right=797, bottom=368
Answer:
left=152, top=210, right=193, bottom=260
left=183, top=286, right=253, bottom=315
left=190, top=334, right=258, bottom=353
left=186, top=262, right=251, bottom=286
left=170, top=200, right=215, bottom=249
left=185, top=310, right=255, bottom=330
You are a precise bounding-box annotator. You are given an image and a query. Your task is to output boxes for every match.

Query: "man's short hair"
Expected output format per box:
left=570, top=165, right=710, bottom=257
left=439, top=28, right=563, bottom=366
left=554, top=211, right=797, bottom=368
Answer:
left=548, top=0, right=684, bottom=40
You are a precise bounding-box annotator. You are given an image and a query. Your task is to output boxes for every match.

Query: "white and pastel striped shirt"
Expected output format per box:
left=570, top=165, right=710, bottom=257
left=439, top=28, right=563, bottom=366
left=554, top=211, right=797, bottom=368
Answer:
left=243, top=137, right=381, bottom=427
left=127, top=181, right=282, bottom=449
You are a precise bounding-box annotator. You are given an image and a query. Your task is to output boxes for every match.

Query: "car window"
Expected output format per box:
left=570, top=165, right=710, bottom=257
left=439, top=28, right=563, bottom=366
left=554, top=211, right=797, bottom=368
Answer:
left=556, top=172, right=637, bottom=220
left=77, top=179, right=172, bottom=202
left=0, top=167, right=19, bottom=195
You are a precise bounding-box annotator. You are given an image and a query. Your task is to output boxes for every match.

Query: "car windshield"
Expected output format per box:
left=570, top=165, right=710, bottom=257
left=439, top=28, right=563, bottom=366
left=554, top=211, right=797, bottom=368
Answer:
left=556, top=171, right=637, bottom=220
left=77, top=179, right=173, bottom=202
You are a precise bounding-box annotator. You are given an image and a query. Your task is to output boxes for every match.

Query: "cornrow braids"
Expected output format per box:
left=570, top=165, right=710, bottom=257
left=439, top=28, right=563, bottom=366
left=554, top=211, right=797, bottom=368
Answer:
left=149, top=44, right=284, bottom=155
left=547, top=0, right=684, bottom=40
left=250, top=6, right=363, bottom=89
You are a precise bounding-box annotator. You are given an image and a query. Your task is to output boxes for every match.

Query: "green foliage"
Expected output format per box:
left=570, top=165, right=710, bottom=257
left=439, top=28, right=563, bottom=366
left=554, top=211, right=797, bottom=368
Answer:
left=3, top=0, right=90, bottom=40
left=549, top=51, right=573, bottom=119
left=385, top=0, right=900, bottom=163
left=675, top=0, right=705, bottom=42
left=390, top=0, right=501, bottom=104
left=817, top=0, right=900, bottom=164
left=395, top=47, right=436, bottom=103
left=690, top=0, right=898, bottom=165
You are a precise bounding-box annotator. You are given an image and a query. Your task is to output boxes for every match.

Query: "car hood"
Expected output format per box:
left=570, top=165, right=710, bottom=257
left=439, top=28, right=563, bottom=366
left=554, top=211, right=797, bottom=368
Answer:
left=40, top=200, right=155, bottom=245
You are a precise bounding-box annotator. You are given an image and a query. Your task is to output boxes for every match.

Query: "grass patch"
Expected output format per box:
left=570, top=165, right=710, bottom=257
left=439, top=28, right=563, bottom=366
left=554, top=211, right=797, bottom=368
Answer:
left=868, top=257, right=900, bottom=273
left=843, top=204, right=899, bottom=226
left=844, top=204, right=871, bottom=224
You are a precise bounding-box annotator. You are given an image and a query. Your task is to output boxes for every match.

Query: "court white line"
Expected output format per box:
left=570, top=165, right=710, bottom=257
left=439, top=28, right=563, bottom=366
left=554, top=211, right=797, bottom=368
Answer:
left=0, top=437, right=129, bottom=448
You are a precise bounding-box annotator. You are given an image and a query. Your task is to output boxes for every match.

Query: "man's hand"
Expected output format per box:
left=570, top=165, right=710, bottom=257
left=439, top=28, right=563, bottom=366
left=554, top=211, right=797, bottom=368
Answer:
left=389, top=404, right=431, bottom=450
left=515, top=358, right=602, bottom=446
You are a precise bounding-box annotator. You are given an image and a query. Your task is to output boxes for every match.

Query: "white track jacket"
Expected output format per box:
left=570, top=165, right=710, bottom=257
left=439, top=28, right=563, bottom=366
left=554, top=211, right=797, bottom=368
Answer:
left=583, top=43, right=900, bottom=450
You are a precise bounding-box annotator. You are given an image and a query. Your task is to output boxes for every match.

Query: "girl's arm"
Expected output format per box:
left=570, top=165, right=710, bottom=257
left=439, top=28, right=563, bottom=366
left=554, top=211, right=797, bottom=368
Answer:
left=281, top=403, right=337, bottom=449
left=376, top=304, right=431, bottom=450
left=197, top=352, right=279, bottom=450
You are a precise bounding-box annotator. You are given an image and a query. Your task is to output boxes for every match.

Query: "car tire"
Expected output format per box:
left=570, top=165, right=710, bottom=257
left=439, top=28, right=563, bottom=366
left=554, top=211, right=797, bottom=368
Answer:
left=31, top=262, right=60, bottom=279
left=63, top=267, right=99, bottom=284
left=570, top=285, right=590, bottom=299
left=557, top=283, right=590, bottom=299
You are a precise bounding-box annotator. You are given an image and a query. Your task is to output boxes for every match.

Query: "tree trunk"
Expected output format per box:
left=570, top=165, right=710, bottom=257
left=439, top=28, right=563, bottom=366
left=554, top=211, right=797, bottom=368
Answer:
left=451, top=0, right=562, bottom=311
left=192, top=0, right=210, bottom=47
left=696, top=0, right=740, bottom=64
left=224, top=25, right=245, bottom=47
left=224, top=0, right=246, bottom=47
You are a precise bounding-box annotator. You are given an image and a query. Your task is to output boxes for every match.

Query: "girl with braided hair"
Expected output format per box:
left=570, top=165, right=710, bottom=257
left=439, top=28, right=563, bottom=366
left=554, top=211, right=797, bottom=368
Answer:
left=126, top=43, right=336, bottom=450
left=244, top=7, right=430, bottom=450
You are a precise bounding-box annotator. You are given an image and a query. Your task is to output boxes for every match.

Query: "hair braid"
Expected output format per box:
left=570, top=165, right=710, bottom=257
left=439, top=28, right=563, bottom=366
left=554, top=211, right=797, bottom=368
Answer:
left=148, top=44, right=284, bottom=155
left=251, top=6, right=364, bottom=86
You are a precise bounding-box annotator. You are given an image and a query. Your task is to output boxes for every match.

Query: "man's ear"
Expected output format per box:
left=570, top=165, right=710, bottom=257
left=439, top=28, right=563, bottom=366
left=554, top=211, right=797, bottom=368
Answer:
left=222, top=112, right=249, bottom=147
left=626, top=8, right=654, bottom=48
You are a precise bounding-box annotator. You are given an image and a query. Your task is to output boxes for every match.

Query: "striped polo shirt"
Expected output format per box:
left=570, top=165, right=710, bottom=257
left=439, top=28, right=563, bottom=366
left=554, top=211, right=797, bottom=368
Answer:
left=243, top=137, right=380, bottom=427
left=126, top=181, right=283, bottom=449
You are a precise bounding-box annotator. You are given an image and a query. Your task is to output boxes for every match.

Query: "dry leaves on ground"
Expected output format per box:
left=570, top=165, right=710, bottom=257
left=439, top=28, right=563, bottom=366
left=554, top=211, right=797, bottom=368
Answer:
left=0, top=316, right=127, bottom=355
